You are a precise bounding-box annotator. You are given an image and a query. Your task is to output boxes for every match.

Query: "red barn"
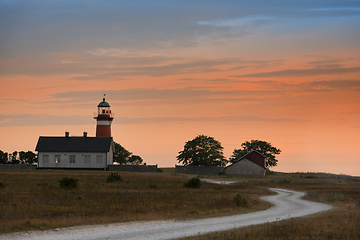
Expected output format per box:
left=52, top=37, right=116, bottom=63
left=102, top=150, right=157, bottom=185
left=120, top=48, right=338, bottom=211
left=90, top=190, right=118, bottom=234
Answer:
left=225, top=150, right=267, bottom=176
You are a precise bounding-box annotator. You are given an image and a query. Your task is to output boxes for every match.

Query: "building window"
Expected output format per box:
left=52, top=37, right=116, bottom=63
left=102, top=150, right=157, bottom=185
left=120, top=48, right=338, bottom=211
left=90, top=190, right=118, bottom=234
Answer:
left=54, top=155, right=61, bottom=164
left=69, top=155, right=76, bottom=163
left=84, top=155, right=91, bottom=164
left=96, top=155, right=103, bottom=164
left=42, top=155, right=49, bottom=163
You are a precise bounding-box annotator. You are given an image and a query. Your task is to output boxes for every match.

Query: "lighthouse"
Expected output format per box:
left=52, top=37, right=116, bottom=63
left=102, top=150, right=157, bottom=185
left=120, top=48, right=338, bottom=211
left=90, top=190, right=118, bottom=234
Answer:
left=94, top=95, right=114, bottom=137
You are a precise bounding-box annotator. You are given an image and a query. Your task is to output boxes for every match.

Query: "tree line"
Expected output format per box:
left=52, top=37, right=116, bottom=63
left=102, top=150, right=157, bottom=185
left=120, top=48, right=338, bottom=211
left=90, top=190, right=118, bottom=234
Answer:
left=0, top=150, right=38, bottom=164
left=176, top=135, right=281, bottom=168
left=0, top=137, right=280, bottom=167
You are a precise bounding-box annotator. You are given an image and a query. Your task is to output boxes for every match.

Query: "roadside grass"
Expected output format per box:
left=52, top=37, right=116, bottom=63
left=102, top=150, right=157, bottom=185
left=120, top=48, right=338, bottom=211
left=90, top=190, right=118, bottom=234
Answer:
left=0, top=169, right=359, bottom=238
left=0, top=169, right=272, bottom=233
left=179, top=171, right=360, bottom=240
left=179, top=205, right=360, bottom=240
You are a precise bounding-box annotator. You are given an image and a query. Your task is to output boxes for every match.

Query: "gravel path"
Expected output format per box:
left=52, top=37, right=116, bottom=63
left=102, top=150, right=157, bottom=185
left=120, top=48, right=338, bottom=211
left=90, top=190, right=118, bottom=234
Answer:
left=0, top=188, right=333, bottom=240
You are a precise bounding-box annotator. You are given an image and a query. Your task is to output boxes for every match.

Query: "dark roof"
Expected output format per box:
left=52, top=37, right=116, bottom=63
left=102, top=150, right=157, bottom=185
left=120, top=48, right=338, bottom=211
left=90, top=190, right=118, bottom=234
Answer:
left=97, top=98, right=111, bottom=107
left=225, top=150, right=267, bottom=169
left=35, top=136, right=113, bottom=152
left=238, top=150, right=267, bottom=161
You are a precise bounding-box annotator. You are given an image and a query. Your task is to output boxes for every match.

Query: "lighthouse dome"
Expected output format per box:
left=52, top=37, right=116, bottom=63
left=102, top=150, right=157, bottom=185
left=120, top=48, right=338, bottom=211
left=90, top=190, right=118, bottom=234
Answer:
left=97, top=98, right=110, bottom=107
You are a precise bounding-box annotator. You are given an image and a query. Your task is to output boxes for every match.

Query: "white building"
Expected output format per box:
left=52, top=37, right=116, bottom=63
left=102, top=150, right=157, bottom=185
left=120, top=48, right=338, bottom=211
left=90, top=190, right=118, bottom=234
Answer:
left=36, top=131, right=114, bottom=169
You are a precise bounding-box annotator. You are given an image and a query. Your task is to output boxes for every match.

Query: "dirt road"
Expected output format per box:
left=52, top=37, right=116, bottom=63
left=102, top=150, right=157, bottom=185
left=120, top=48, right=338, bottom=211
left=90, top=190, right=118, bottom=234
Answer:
left=0, top=188, right=333, bottom=240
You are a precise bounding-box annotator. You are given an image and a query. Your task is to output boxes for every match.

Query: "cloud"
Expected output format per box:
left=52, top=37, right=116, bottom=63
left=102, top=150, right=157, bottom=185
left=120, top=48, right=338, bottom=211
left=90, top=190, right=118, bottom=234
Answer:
left=0, top=54, right=248, bottom=78
left=234, top=67, right=360, bottom=78
left=342, top=111, right=360, bottom=115
left=50, top=88, right=286, bottom=107
left=46, top=77, right=360, bottom=110
left=229, top=79, right=360, bottom=92
left=307, top=7, right=360, bottom=12
left=243, top=79, right=360, bottom=92
left=0, top=114, right=91, bottom=126
left=2, top=0, right=359, bottom=57
left=0, top=1, right=256, bottom=57
left=301, top=80, right=360, bottom=91
left=0, top=113, right=303, bottom=127
left=306, top=59, right=343, bottom=66
left=199, top=15, right=275, bottom=29
left=116, top=115, right=304, bottom=124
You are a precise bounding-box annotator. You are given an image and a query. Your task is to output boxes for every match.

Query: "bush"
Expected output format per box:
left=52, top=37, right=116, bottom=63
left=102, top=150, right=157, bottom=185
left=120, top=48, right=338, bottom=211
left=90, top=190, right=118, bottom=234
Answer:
left=279, top=179, right=292, bottom=184
left=0, top=182, right=6, bottom=189
left=148, top=183, right=157, bottom=189
left=184, top=177, right=201, bottom=188
left=59, top=177, right=79, bottom=189
left=157, top=168, right=163, bottom=172
left=107, top=172, right=123, bottom=182
left=234, top=194, right=249, bottom=207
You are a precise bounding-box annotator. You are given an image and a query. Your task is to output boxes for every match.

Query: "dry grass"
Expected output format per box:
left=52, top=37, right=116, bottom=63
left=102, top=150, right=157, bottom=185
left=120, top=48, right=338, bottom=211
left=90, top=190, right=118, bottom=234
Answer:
left=179, top=205, right=360, bottom=240
left=0, top=169, right=359, bottom=239
left=0, top=169, right=271, bottom=233
left=179, top=171, right=360, bottom=240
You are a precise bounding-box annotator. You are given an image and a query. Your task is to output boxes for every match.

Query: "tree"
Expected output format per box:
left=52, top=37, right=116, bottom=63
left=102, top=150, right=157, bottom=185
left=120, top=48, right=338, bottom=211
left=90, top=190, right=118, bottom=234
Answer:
left=26, top=151, right=38, bottom=164
left=127, top=155, right=143, bottom=165
left=177, top=135, right=227, bottom=167
left=113, top=142, right=145, bottom=165
left=0, top=150, right=8, bottom=164
left=10, top=151, right=20, bottom=164
left=229, top=140, right=281, bottom=168
left=19, top=151, right=26, bottom=164
left=19, top=151, right=38, bottom=164
left=113, top=142, right=132, bottom=164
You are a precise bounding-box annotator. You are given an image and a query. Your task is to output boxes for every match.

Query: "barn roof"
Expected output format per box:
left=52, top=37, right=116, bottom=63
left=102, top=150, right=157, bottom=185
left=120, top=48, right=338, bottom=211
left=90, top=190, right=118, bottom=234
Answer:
left=238, top=150, right=267, bottom=161
left=225, top=150, right=267, bottom=169
left=35, top=136, right=113, bottom=153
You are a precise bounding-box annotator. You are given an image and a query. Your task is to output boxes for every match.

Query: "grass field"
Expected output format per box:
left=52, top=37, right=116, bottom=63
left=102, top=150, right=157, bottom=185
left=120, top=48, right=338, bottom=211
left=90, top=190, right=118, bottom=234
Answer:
left=0, top=169, right=359, bottom=239
left=180, top=171, right=360, bottom=240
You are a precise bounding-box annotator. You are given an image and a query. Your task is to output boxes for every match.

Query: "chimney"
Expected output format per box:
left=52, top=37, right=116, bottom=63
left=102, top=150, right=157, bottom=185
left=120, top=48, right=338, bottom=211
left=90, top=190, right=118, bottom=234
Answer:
left=83, top=131, right=87, bottom=138
left=65, top=131, right=69, bottom=137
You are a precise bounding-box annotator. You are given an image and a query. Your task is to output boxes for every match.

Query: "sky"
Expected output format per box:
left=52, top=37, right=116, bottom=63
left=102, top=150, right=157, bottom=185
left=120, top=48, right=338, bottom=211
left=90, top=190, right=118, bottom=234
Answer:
left=0, top=0, right=359, bottom=176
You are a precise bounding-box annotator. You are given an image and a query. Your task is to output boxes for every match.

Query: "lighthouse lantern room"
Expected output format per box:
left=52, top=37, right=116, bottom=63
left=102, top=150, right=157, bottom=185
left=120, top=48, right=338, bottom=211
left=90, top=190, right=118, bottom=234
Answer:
left=94, top=95, right=114, bottom=137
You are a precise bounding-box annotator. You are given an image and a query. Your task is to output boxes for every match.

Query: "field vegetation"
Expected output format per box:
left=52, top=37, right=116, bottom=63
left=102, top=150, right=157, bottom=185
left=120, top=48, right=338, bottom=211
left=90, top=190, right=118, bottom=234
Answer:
left=0, top=169, right=271, bottom=233
left=0, top=169, right=359, bottom=239
left=180, top=171, right=360, bottom=240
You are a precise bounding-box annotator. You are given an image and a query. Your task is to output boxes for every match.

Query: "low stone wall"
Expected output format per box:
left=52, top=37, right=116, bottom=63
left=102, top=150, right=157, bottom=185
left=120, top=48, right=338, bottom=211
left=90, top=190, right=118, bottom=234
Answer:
left=0, top=164, right=37, bottom=170
left=108, top=164, right=158, bottom=173
left=175, top=165, right=224, bottom=175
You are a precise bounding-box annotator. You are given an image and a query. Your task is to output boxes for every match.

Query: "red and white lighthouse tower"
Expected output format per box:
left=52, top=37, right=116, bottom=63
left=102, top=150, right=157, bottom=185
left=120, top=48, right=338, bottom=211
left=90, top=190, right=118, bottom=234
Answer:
left=94, top=95, right=114, bottom=137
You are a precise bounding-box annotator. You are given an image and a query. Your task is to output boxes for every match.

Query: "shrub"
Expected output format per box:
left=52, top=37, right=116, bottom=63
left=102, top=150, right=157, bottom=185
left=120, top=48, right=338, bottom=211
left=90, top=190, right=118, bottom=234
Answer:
left=0, top=182, right=6, bottom=189
left=234, top=194, right=249, bottom=207
left=279, top=179, right=292, bottom=184
left=107, top=172, right=123, bottom=182
left=157, top=168, right=163, bottom=172
left=184, top=177, right=201, bottom=188
left=148, top=183, right=157, bottom=189
left=59, top=177, right=79, bottom=189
